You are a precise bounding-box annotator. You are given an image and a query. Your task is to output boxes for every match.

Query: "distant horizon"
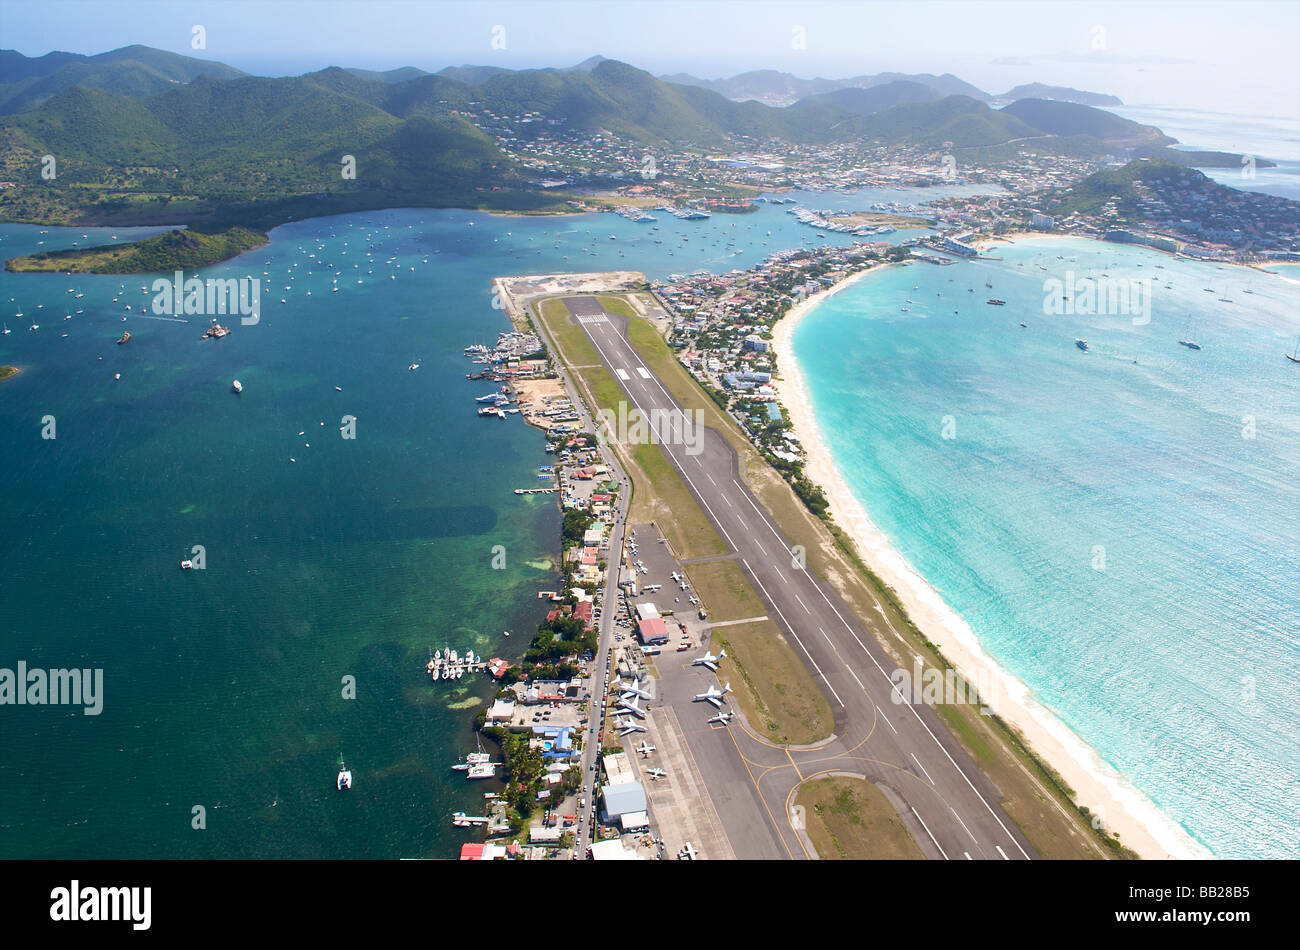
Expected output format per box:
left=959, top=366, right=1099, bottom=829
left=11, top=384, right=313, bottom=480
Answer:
left=3, top=0, right=1297, bottom=115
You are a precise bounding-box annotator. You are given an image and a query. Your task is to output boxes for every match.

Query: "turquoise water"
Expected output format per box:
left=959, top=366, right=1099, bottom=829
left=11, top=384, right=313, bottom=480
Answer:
left=1112, top=104, right=1300, bottom=201
left=792, top=237, right=1300, bottom=858
left=3, top=176, right=1294, bottom=859
left=0, top=193, right=941, bottom=858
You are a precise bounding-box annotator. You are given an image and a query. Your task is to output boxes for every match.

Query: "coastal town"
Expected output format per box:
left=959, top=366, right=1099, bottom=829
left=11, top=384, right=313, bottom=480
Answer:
left=439, top=155, right=1299, bottom=856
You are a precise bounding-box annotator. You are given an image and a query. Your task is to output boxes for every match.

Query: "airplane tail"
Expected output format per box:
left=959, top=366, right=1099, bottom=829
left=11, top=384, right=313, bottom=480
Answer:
left=719, top=649, right=727, bottom=659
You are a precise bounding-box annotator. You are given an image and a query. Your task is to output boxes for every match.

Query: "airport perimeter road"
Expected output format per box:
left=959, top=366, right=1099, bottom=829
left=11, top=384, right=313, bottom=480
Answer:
left=560, top=295, right=1037, bottom=861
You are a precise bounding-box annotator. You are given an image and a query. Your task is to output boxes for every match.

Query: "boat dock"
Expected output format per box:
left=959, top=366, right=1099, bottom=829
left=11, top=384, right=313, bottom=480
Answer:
left=427, top=648, right=487, bottom=681
left=514, top=487, right=558, bottom=495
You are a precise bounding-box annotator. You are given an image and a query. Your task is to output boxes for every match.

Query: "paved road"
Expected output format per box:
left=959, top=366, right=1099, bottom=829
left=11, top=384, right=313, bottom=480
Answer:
left=561, top=295, right=1037, bottom=861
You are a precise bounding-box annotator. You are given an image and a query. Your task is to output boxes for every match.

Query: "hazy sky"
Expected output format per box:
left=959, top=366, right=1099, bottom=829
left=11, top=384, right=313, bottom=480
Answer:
left=3, top=0, right=1298, bottom=113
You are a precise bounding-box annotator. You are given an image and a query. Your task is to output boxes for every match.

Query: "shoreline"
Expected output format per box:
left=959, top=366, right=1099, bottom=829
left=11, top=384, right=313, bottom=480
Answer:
left=771, top=258, right=1213, bottom=860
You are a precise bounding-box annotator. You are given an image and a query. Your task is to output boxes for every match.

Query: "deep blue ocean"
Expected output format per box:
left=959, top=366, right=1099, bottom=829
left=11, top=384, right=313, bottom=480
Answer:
left=0, top=192, right=936, bottom=858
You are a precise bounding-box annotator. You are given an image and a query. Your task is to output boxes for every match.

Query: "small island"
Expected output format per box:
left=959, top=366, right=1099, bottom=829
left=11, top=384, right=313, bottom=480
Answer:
left=5, top=227, right=268, bottom=274
left=0, top=365, right=20, bottom=381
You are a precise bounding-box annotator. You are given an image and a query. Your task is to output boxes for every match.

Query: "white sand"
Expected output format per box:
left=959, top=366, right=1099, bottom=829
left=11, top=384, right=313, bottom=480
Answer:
left=771, top=267, right=1212, bottom=860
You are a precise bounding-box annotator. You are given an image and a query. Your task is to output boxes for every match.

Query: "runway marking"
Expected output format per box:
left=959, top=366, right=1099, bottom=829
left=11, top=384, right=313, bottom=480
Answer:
left=575, top=318, right=1032, bottom=860
left=615, top=368, right=630, bottom=380
left=743, top=559, right=844, bottom=708
left=996, top=845, right=1009, bottom=860
left=911, top=807, right=948, bottom=860
left=636, top=367, right=651, bottom=379
left=964, top=851, right=972, bottom=860
left=724, top=719, right=800, bottom=859
left=795, top=593, right=810, bottom=614
left=582, top=329, right=738, bottom=552
left=950, top=806, right=978, bottom=845
left=576, top=314, right=610, bottom=324
left=911, top=753, right=935, bottom=785
left=876, top=705, right=898, bottom=734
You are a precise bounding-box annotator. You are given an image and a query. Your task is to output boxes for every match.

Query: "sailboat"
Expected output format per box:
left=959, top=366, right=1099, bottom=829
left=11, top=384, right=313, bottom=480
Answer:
left=1178, top=317, right=1202, bottom=350
left=1287, top=336, right=1300, bottom=364
left=2, top=322, right=9, bottom=335
left=336, top=753, right=352, bottom=791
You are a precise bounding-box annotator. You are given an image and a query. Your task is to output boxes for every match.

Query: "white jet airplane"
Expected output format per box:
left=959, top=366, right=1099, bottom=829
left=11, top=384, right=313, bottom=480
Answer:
left=618, top=720, right=647, bottom=736
left=615, top=678, right=651, bottom=700
left=692, top=648, right=726, bottom=672
left=708, top=711, right=735, bottom=725
left=635, top=741, right=656, bottom=758
left=693, top=682, right=732, bottom=708
left=617, top=696, right=648, bottom=718
left=646, top=767, right=667, bottom=780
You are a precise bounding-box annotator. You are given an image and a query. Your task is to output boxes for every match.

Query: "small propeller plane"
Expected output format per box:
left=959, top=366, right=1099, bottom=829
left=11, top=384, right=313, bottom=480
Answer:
left=708, top=711, right=735, bottom=725
left=646, top=767, right=667, bottom=780
left=635, top=740, right=656, bottom=758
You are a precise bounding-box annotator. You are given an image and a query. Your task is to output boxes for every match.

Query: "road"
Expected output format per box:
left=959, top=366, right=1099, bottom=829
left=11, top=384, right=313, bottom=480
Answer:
left=559, top=295, right=1037, bottom=861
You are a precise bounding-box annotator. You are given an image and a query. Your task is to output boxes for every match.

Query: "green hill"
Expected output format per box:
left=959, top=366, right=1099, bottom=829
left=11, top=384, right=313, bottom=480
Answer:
left=859, top=96, right=1038, bottom=147
left=791, top=81, right=940, bottom=116
left=6, top=226, right=268, bottom=273
left=1001, top=98, right=1172, bottom=148
left=1051, top=159, right=1201, bottom=216
left=0, top=45, right=245, bottom=113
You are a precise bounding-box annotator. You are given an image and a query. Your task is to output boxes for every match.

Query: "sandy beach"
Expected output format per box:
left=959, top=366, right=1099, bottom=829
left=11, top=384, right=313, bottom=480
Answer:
left=771, top=264, right=1213, bottom=860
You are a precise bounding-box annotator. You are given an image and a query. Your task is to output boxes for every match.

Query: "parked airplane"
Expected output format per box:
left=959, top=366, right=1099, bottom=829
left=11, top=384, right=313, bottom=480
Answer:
left=692, top=648, right=726, bottom=672
left=615, top=678, right=651, bottom=699
left=618, top=720, right=647, bottom=736
left=678, top=842, right=699, bottom=860
left=693, top=683, right=732, bottom=708
left=635, top=741, right=656, bottom=758
left=646, top=767, right=667, bottom=780
left=617, top=696, right=648, bottom=718
left=708, top=711, right=735, bottom=725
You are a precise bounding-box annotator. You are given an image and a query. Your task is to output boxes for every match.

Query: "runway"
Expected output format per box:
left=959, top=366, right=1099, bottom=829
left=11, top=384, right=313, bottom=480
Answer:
left=561, top=294, right=1037, bottom=860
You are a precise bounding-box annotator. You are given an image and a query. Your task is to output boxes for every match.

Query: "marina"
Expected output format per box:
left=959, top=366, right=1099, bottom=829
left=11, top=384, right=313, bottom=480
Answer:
left=426, top=647, right=487, bottom=682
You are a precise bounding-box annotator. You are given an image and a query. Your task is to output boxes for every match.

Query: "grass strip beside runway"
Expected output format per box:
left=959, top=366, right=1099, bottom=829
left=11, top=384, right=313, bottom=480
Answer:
left=796, top=776, right=924, bottom=860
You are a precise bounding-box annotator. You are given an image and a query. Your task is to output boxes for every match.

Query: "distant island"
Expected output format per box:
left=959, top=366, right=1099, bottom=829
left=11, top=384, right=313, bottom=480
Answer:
left=6, top=227, right=267, bottom=273
left=0, top=365, right=20, bottom=381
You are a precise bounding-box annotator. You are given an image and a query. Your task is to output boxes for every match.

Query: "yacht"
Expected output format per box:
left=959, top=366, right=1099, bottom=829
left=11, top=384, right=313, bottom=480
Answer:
left=336, top=755, right=352, bottom=790
left=231, top=379, right=243, bottom=393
